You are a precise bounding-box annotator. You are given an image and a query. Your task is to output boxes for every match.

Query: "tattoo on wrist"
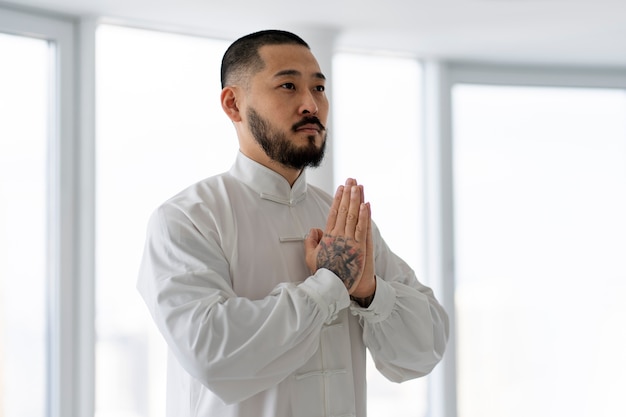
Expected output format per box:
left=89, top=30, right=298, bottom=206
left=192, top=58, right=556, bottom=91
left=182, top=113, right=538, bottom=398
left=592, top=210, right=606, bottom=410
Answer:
left=316, top=234, right=363, bottom=290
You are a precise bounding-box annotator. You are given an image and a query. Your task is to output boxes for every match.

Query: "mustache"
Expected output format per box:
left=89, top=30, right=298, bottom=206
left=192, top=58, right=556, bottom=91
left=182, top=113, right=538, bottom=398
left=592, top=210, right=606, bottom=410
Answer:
left=292, top=116, right=326, bottom=132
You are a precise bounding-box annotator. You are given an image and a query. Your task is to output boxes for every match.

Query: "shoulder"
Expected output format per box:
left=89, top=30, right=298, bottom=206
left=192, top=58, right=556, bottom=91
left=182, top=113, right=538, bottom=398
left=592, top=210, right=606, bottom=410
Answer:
left=153, top=171, right=241, bottom=225
left=163, top=169, right=249, bottom=207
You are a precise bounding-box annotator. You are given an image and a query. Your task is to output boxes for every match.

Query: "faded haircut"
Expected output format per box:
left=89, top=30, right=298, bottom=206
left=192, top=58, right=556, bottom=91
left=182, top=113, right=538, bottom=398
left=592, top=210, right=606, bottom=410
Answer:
left=220, top=29, right=310, bottom=88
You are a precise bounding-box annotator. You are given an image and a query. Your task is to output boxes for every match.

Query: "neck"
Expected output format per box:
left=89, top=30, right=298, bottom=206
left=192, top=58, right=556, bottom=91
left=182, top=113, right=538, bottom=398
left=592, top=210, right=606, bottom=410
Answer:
left=271, top=163, right=303, bottom=187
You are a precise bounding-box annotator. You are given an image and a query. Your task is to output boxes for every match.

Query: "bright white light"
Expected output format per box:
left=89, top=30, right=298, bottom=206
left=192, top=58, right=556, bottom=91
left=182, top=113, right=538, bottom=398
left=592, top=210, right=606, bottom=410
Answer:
left=334, top=52, right=428, bottom=417
left=95, top=25, right=235, bottom=417
left=0, top=32, right=48, bottom=417
left=453, top=84, right=626, bottom=417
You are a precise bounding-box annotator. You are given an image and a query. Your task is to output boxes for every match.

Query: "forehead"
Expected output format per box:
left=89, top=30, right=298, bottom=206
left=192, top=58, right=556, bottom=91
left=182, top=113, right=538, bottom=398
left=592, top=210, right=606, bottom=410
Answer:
left=257, top=44, right=325, bottom=79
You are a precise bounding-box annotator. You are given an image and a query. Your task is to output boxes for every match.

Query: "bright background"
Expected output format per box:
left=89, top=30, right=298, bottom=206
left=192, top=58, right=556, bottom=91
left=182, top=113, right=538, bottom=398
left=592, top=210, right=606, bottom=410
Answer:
left=2, top=21, right=626, bottom=417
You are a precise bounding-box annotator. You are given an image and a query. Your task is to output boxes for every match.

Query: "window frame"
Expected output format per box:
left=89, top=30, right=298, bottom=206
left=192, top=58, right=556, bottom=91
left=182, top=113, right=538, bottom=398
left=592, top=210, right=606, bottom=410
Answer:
left=422, top=60, right=626, bottom=417
left=0, top=5, right=90, bottom=417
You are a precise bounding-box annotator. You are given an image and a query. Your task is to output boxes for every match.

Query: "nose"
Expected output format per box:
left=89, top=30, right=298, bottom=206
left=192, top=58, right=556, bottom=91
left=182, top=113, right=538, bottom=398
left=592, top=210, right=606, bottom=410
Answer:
left=299, top=90, right=319, bottom=115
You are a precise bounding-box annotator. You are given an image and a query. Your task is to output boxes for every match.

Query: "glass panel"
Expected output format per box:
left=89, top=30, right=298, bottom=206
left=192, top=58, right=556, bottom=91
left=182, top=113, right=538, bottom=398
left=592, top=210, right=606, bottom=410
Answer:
left=0, top=32, right=49, bottom=417
left=95, top=25, right=235, bottom=417
left=453, top=84, right=626, bottom=417
left=333, top=52, right=427, bottom=417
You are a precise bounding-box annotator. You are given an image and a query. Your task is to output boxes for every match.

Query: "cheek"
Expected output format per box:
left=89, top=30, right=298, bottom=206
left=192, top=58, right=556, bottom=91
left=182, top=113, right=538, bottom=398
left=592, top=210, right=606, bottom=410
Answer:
left=315, top=97, right=330, bottom=119
left=257, top=99, right=291, bottom=120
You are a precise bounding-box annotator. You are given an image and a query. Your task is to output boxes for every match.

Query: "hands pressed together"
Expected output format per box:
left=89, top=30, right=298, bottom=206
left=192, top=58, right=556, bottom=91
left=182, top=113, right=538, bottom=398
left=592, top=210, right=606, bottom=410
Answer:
left=305, top=178, right=376, bottom=306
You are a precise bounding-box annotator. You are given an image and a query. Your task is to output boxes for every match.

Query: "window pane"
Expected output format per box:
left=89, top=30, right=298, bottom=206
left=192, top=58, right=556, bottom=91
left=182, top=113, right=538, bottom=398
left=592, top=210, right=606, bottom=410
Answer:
left=333, top=52, right=427, bottom=417
left=453, top=84, right=626, bottom=417
left=0, top=32, right=49, bottom=417
left=95, top=25, right=235, bottom=417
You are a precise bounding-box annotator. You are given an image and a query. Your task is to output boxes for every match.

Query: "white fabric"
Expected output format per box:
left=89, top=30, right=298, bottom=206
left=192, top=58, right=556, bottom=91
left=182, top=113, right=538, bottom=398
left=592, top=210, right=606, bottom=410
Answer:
left=138, top=151, right=449, bottom=417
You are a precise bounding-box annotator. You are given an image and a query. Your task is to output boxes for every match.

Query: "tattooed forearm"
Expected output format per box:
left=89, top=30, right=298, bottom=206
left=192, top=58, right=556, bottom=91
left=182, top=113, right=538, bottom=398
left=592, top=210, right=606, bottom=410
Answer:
left=316, top=234, right=364, bottom=290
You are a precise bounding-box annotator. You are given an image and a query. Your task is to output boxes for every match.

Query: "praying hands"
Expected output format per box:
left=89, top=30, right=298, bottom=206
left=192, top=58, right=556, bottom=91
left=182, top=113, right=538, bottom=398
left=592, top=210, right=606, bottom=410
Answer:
left=305, top=178, right=376, bottom=304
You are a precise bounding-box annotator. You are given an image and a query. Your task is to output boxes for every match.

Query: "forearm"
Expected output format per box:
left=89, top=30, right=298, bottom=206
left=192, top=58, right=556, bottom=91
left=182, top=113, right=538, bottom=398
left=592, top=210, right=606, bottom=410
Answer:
left=146, top=269, right=349, bottom=404
left=354, top=277, right=449, bottom=381
left=351, top=228, right=449, bottom=381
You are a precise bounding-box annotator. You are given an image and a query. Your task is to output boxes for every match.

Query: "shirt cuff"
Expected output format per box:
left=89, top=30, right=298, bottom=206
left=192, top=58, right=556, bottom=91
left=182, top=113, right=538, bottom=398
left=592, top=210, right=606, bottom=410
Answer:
left=299, top=268, right=350, bottom=323
left=349, top=276, right=396, bottom=323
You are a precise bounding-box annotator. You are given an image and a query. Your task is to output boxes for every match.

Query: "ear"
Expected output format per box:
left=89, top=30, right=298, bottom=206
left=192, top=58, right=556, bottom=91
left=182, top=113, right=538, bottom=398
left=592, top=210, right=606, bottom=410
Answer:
left=221, top=86, right=242, bottom=122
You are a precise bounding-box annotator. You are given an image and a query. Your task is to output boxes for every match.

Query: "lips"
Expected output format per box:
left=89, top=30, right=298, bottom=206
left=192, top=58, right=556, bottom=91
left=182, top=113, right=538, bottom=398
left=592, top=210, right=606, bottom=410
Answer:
left=293, top=117, right=325, bottom=133
left=296, top=123, right=321, bottom=133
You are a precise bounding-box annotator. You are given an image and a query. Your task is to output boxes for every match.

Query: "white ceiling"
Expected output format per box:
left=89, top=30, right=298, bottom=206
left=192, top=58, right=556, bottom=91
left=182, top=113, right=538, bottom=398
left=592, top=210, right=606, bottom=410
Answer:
left=5, top=0, right=626, bottom=68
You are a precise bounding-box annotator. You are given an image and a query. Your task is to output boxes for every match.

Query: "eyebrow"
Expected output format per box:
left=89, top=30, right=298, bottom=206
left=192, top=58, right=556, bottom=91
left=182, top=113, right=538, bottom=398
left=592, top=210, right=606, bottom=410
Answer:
left=273, top=69, right=326, bottom=80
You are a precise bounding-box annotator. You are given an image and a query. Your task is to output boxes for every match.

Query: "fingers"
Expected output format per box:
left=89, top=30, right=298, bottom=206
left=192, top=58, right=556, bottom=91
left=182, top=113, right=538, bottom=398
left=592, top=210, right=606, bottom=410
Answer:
left=349, top=202, right=376, bottom=299
left=314, top=178, right=373, bottom=292
left=344, top=185, right=363, bottom=239
left=328, top=178, right=362, bottom=238
left=354, top=200, right=369, bottom=245
left=332, top=179, right=354, bottom=234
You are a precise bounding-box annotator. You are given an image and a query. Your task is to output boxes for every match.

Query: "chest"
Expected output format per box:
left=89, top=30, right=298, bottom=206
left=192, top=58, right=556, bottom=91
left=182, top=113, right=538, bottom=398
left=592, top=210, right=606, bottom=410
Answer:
left=222, top=198, right=329, bottom=299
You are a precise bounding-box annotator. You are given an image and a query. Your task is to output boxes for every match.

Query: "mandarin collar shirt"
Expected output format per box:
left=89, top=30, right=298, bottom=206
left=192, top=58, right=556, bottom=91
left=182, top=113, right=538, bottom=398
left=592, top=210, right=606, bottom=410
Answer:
left=138, top=152, right=449, bottom=417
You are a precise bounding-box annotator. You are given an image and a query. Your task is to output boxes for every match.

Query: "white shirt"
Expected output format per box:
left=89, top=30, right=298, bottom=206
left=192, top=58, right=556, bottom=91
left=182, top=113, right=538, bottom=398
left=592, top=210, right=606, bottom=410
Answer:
left=138, top=152, right=449, bottom=417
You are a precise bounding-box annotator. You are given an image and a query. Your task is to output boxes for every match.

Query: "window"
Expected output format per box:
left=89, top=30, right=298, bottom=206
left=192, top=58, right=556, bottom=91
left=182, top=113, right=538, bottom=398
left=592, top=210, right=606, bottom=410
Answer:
left=0, top=31, right=49, bottom=417
left=333, top=52, right=427, bottom=417
left=12, top=8, right=626, bottom=417
left=453, top=84, right=626, bottom=417
left=96, top=35, right=430, bottom=417
left=95, top=25, right=236, bottom=417
left=1, top=8, right=76, bottom=416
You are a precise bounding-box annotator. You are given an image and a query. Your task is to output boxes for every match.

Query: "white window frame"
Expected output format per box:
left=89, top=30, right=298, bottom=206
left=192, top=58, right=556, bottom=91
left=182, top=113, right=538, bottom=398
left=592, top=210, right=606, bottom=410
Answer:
left=422, top=60, right=626, bottom=417
left=0, top=5, right=94, bottom=417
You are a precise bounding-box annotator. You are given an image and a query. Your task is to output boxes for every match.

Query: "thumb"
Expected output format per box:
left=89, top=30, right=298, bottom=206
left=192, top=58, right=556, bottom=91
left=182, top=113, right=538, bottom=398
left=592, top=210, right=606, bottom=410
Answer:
left=304, top=228, right=322, bottom=250
left=304, top=228, right=323, bottom=274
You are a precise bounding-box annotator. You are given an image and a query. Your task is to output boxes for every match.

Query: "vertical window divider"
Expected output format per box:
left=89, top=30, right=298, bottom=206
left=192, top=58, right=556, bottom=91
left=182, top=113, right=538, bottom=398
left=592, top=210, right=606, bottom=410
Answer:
left=0, top=6, right=86, bottom=417
left=49, top=13, right=78, bottom=417
left=76, top=16, right=98, bottom=417
left=423, top=60, right=458, bottom=417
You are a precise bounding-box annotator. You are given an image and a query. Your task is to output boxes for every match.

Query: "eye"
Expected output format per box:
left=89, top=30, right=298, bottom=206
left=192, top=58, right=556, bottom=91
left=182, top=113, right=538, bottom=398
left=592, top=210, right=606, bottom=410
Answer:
left=280, top=82, right=296, bottom=90
left=314, top=85, right=326, bottom=92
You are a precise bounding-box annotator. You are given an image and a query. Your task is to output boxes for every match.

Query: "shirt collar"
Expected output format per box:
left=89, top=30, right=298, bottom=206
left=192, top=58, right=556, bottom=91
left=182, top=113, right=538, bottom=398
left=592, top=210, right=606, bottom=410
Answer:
left=229, top=151, right=308, bottom=206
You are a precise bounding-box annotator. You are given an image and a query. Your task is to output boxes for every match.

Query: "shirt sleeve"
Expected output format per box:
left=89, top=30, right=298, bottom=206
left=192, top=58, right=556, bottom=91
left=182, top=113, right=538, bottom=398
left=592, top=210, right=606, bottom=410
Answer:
left=349, top=223, right=450, bottom=382
left=137, top=203, right=350, bottom=404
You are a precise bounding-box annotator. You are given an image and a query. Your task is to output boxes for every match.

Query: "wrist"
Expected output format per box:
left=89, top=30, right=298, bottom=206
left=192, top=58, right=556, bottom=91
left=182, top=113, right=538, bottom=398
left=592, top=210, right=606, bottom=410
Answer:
left=350, top=276, right=376, bottom=307
left=350, top=292, right=375, bottom=308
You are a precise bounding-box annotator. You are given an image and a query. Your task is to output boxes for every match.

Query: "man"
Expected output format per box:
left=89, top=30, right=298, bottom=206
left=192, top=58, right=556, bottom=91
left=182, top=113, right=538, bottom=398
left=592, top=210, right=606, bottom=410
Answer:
left=138, top=29, right=448, bottom=417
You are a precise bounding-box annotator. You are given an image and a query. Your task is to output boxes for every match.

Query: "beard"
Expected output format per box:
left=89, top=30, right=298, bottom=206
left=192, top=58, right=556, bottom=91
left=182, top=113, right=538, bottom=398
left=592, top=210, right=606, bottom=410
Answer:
left=247, top=107, right=327, bottom=170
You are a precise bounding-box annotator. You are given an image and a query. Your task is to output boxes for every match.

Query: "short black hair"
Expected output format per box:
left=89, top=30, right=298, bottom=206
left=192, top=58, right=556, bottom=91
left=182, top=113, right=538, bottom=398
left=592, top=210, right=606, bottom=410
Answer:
left=220, top=30, right=310, bottom=88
